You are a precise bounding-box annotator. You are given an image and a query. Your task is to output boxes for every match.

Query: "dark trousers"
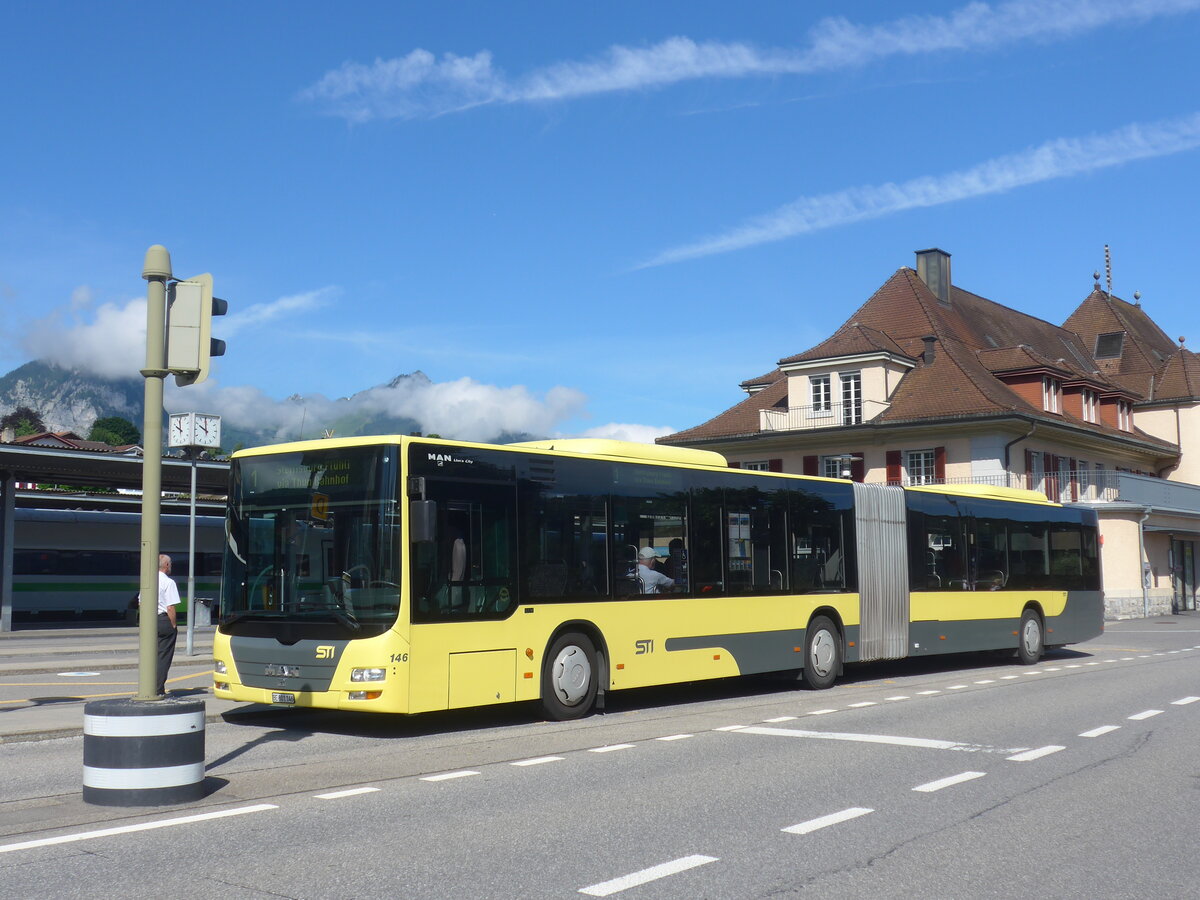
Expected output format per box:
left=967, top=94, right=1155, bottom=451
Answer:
left=157, top=613, right=177, bottom=695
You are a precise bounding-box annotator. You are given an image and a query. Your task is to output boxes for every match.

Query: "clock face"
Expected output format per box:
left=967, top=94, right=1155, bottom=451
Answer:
left=167, top=413, right=193, bottom=447
left=194, top=415, right=221, bottom=448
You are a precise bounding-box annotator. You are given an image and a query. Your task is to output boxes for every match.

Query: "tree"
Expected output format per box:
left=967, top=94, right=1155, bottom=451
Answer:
left=1, top=405, right=46, bottom=437
left=88, top=416, right=141, bottom=446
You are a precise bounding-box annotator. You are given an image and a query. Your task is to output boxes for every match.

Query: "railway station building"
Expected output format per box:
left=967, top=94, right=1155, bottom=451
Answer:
left=659, top=248, right=1200, bottom=619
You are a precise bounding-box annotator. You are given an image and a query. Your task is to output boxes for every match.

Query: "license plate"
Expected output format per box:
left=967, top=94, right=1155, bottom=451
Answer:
left=271, top=692, right=295, bottom=704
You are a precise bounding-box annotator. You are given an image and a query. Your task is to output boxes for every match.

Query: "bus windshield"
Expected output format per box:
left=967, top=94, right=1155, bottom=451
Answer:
left=221, top=446, right=400, bottom=638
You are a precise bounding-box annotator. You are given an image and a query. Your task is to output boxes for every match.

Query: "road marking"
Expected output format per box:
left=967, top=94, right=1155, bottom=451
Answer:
left=948, top=684, right=968, bottom=690
left=0, top=804, right=277, bottom=854
left=315, top=787, right=379, bottom=799
left=512, top=756, right=564, bottom=767
left=1006, top=745, right=1065, bottom=762
left=807, top=709, right=837, bottom=715
left=1022, top=671, right=1041, bottom=675
left=1171, top=697, right=1200, bottom=705
left=783, top=807, right=874, bottom=835
left=1044, top=667, right=1062, bottom=672
left=714, top=725, right=745, bottom=732
left=737, top=726, right=964, bottom=750
left=57, top=672, right=101, bottom=677
left=885, top=695, right=910, bottom=701
left=1064, top=665, right=1081, bottom=669
left=579, top=854, right=718, bottom=896
left=1079, top=725, right=1120, bottom=737
left=1001, top=675, right=1020, bottom=680
left=847, top=702, right=876, bottom=708
left=589, top=744, right=635, bottom=753
left=421, top=770, right=480, bottom=782
left=975, top=679, right=995, bottom=684
left=764, top=716, right=797, bottom=722
left=1128, top=710, right=1163, bottom=720
left=656, top=734, right=693, bottom=741
left=917, top=690, right=941, bottom=695
left=913, top=771, right=986, bottom=792
left=1085, top=662, right=1100, bottom=666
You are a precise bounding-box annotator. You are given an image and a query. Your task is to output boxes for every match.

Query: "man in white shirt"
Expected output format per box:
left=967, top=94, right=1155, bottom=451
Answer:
left=636, top=547, right=675, bottom=594
left=139, top=554, right=180, bottom=695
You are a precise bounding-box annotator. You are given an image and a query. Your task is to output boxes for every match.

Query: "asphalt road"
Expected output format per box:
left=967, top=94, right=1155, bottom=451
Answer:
left=1, top=619, right=1198, bottom=898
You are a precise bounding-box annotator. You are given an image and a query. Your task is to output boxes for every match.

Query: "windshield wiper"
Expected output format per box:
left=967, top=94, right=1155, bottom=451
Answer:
left=328, top=609, right=362, bottom=632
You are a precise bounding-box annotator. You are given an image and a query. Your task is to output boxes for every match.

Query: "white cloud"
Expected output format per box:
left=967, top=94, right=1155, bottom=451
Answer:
left=298, top=1, right=1200, bottom=121
left=25, top=295, right=147, bottom=380
left=570, top=422, right=675, bottom=443
left=640, top=111, right=1200, bottom=267
left=223, top=287, right=336, bottom=336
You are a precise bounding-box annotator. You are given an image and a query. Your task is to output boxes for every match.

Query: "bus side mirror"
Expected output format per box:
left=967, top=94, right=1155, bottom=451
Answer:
left=410, top=500, right=437, bottom=543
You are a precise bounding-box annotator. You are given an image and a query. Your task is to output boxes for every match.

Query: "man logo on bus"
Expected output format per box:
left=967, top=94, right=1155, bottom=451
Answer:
left=635, top=639, right=654, bottom=655
left=315, top=645, right=335, bottom=659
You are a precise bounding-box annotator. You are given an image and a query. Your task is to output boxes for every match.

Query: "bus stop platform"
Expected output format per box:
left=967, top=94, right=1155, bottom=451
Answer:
left=0, top=625, right=251, bottom=743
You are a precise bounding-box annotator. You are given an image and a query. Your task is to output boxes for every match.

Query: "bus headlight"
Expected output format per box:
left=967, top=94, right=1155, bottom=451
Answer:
left=351, top=668, right=386, bottom=682
left=348, top=691, right=382, bottom=700
left=214, top=660, right=227, bottom=674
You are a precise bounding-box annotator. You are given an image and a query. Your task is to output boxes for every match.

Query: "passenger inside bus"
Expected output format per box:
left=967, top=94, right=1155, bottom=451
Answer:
left=636, top=547, right=675, bottom=594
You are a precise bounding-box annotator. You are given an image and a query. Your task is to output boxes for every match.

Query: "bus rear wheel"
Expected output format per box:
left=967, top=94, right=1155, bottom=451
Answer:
left=800, top=616, right=841, bottom=690
left=1016, top=609, right=1044, bottom=665
left=541, top=632, right=599, bottom=720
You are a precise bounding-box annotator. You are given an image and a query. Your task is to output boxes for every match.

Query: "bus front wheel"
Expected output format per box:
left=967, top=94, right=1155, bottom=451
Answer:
left=800, top=616, right=841, bottom=690
left=541, top=632, right=599, bottom=720
left=1017, top=609, right=1044, bottom=665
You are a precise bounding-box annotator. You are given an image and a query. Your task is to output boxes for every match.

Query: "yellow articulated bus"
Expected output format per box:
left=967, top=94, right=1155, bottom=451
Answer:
left=212, top=436, right=1102, bottom=720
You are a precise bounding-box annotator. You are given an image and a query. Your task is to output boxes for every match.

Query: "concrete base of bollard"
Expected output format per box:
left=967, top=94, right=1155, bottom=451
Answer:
left=82, top=698, right=206, bottom=806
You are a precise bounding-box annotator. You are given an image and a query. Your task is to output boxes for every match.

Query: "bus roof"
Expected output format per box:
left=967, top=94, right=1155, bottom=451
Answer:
left=906, top=482, right=1056, bottom=505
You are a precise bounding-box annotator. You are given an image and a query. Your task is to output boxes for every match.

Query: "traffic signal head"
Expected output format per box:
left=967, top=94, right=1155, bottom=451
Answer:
left=167, top=274, right=227, bottom=386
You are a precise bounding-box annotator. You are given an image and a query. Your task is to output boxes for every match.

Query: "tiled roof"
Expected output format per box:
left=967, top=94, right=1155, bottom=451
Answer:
left=1153, top=347, right=1200, bottom=402
left=661, top=263, right=1179, bottom=447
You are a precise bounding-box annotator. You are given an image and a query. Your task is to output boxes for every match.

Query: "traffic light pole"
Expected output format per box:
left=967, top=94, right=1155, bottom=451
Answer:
left=137, top=245, right=171, bottom=700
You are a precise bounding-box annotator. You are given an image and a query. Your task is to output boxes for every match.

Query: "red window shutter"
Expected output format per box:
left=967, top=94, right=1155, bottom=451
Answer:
left=803, top=455, right=818, bottom=476
left=768, top=458, right=783, bottom=472
left=886, top=450, right=902, bottom=485
left=1045, top=455, right=1059, bottom=500
left=728, top=461, right=741, bottom=469
left=850, top=452, right=865, bottom=483
left=934, top=446, right=946, bottom=482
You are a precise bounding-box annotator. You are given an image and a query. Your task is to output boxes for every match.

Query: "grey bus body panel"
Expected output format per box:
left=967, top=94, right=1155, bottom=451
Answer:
left=230, top=636, right=349, bottom=692
left=854, top=483, right=910, bottom=661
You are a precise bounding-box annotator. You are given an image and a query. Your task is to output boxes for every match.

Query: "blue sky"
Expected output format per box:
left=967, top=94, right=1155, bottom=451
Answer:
left=2, top=1, right=1199, bottom=443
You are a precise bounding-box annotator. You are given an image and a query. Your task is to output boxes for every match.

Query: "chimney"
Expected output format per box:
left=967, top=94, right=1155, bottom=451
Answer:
left=921, top=335, right=937, bottom=365
left=915, top=248, right=952, bottom=306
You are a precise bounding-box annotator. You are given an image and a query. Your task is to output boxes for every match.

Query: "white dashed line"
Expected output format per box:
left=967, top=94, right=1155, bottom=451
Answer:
left=0, top=804, right=278, bottom=854
left=1171, top=697, right=1200, bottom=705
left=948, top=684, right=968, bottom=690
left=315, top=787, right=379, bottom=799
left=589, top=744, right=635, bottom=753
left=1128, top=710, right=1163, bottom=721
left=1064, top=665, right=1081, bottom=669
left=764, top=716, right=797, bottom=723
left=737, top=726, right=963, bottom=750
left=714, top=725, right=746, bottom=732
left=885, top=696, right=910, bottom=701
left=512, top=756, right=564, bottom=767
left=1001, top=675, right=1020, bottom=680
left=1044, top=667, right=1062, bottom=672
left=913, top=771, right=986, bottom=793
left=1079, top=725, right=1120, bottom=737
left=579, top=855, right=718, bottom=896
left=782, top=807, right=874, bottom=835
left=656, top=734, right=693, bottom=742
left=807, top=709, right=837, bottom=715
left=848, top=702, right=876, bottom=708
left=1085, top=662, right=1100, bottom=666
left=421, top=770, right=480, bottom=782
left=1022, top=671, right=1041, bottom=675
left=917, top=690, right=941, bottom=695
left=974, top=680, right=995, bottom=684
left=1007, top=745, right=1065, bottom=762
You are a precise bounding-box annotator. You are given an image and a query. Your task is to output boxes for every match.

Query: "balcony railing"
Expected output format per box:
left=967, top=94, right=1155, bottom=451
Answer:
left=760, top=400, right=890, bottom=432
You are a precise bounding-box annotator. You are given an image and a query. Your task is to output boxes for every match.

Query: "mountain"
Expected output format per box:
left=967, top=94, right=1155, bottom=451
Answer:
left=0, top=361, right=142, bottom=435
left=0, top=362, right=539, bottom=450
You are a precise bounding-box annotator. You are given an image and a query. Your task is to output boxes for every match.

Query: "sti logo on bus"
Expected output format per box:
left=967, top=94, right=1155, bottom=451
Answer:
left=635, top=639, right=654, bottom=655
left=315, top=645, right=335, bottom=659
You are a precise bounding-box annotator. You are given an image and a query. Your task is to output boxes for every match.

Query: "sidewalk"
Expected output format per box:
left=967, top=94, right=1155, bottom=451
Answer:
left=0, top=625, right=252, bottom=743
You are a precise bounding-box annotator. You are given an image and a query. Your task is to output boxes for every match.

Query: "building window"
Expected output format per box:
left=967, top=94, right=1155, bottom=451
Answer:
left=742, top=460, right=770, bottom=471
left=821, top=456, right=849, bottom=479
left=906, top=449, right=937, bottom=485
left=841, top=372, right=862, bottom=425
left=1081, top=389, right=1098, bottom=423
left=811, top=375, right=831, bottom=412
left=1042, top=376, right=1061, bottom=413
left=1095, top=332, right=1125, bottom=359
left=1117, top=400, right=1132, bottom=431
